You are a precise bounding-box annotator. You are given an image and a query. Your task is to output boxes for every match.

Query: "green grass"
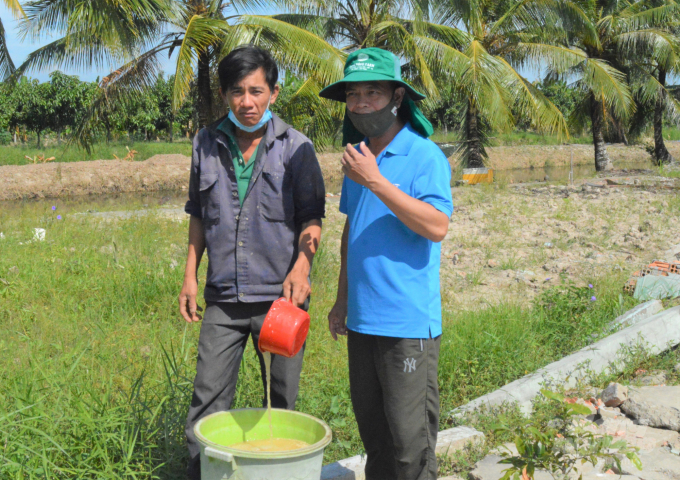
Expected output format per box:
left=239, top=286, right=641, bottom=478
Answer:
left=0, top=141, right=192, bottom=166
left=0, top=199, right=643, bottom=477
left=430, top=130, right=593, bottom=146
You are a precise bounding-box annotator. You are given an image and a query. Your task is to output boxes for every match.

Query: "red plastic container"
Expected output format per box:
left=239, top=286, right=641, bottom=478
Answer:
left=258, top=298, right=310, bottom=358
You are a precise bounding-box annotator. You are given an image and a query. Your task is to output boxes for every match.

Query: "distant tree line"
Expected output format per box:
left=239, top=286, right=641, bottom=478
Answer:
left=0, top=71, right=197, bottom=147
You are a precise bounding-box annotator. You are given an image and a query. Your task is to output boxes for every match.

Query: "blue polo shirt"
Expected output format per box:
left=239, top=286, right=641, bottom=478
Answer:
left=339, top=123, right=453, bottom=339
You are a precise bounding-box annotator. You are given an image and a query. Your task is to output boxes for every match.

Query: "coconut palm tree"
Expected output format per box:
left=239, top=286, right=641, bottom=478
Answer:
left=243, top=0, right=571, bottom=166
left=523, top=1, right=680, bottom=171
left=1, top=0, right=25, bottom=80
left=621, top=1, right=680, bottom=164
left=14, top=0, right=343, bottom=130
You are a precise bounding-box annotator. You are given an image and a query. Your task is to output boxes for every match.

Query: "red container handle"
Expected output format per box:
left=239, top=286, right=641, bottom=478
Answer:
left=258, top=298, right=310, bottom=358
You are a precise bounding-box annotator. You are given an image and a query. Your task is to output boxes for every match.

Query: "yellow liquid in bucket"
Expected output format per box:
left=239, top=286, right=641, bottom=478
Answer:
left=226, top=352, right=309, bottom=452
left=229, top=438, right=309, bottom=452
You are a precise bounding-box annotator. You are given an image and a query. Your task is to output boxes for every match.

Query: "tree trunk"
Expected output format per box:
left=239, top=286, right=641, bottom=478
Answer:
left=57, top=128, right=62, bottom=145
left=106, top=127, right=112, bottom=144
left=466, top=104, right=485, bottom=168
left=167, top=120, right=174, bottom=143
left=591, top=99, right=612, bottom=171
left=197, top=51, right=213, bottom=128
left=653, top=68, right=673, bottom=165
left=36, top=130, right=41, bottom=148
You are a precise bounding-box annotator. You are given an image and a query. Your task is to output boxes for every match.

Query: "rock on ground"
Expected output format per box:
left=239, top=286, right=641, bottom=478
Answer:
left=621, top=386, right=680, bottom=432
left=602, top=382, right=629, bottom=407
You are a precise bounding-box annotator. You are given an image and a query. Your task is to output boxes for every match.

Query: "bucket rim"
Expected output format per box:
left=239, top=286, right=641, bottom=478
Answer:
left=194, top=408, right=333, bottom=459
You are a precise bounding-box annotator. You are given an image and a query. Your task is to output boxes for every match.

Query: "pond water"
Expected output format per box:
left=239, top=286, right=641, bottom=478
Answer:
left=0, top=191, right=188, bottom=217
left=0, top=158, right=655, bottom=215
left=494, top=161, right=654, bottom=185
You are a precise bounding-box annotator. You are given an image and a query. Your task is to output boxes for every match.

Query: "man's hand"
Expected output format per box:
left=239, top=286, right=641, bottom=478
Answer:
left=342, top=142, right=384, bottom=189
left=283, top=266, right=311, bottom=307
left=328, top=299, right=348, bottom=341
left=179, top=277, right=203, bottom=323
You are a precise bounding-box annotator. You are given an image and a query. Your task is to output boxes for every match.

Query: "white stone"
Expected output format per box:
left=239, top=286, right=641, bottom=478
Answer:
left=452, top=306, right=680, bottom=416
left=33, top=228, right=46, bottom=242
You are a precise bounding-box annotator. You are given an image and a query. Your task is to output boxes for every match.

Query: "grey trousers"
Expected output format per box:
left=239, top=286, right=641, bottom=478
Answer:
left=348, top=330, right=441, bottom=480
left=185, top=301, right=305, bottom=480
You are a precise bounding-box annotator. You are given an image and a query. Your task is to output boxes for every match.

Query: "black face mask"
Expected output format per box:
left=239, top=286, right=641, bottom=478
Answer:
left=346, top=98, right=399, bottom=138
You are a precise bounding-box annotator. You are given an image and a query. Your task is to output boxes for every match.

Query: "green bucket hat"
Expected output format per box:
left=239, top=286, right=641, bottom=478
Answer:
left=319, top=48, right=434, bottom=143
left=320, top=48, right=426, bottom=102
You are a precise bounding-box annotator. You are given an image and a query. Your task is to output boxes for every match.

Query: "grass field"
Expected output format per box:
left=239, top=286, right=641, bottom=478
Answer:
left=0, top=141, right=192, bottom=167
left=0, top=199, right=644, bottom=477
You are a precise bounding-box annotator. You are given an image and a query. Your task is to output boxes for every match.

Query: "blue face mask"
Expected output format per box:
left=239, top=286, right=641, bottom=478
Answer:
left=228, top=96, right=273, bottom=133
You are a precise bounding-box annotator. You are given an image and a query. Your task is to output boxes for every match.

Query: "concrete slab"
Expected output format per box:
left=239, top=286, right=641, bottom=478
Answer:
left=617, top=448, right=680, bottom=479
left=435, top=426, right=485, bottom=456
left=321, top=426, right=484, bottom=480
left=608, top=300, right=664, bottom=330
left=320, top=455, right=366, bottom=480
left=452, top=306, right=680, bottom=416
left=595, top=416, right=680, bottom=450
left=621, top=386, right=680, bottom=432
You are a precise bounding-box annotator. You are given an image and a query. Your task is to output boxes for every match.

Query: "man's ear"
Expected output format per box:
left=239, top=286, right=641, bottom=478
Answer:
left=394, top=87, right=406, bottom=107
left=269, top=84, right=281, bottom=105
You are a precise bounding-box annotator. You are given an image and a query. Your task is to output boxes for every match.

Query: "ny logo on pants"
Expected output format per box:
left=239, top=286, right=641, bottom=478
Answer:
left=403, top=358, right=416, bottom=373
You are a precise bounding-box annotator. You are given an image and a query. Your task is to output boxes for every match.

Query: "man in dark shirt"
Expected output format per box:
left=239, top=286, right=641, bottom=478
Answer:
left=179, top=45, right=325, bottom=480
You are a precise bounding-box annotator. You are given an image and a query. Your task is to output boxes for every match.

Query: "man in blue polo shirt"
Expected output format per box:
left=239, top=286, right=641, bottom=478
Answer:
left=322, top=48, right=453, bottom=480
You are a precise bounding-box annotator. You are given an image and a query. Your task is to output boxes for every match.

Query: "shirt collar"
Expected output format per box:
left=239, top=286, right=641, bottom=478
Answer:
left=383, top=122, right=417, bottom=157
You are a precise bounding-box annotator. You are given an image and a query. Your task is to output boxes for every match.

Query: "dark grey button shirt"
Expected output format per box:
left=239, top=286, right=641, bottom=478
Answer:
left=185, top=114, right=326, bottom=303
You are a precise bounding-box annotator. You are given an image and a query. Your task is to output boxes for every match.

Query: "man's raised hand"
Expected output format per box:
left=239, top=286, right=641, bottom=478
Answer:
left=341, top=142, right=383, bottom=188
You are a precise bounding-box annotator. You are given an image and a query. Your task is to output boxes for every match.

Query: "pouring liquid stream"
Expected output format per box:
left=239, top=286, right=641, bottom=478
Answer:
left=264, top=351, right=273, bottom=438
left=228, top=351, right=309, bottom=452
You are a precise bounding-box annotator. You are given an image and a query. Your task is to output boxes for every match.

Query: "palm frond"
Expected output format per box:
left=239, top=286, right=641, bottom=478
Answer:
left=496, top=56, right=569, bottom=138
left=4, top=0, right=25, bottom=18
left=229, top=14, right=345, bottom=86
left=0, top=18, right=15, bottom=80
left=173, top=15, right=229, bottom=109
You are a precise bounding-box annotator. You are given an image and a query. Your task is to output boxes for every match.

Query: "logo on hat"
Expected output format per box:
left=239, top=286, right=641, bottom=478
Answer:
left=357, top=53, right=369, bottom=62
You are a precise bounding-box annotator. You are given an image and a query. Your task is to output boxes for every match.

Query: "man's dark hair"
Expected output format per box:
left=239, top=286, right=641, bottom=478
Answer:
left=218, top=45, right=278, bottom=93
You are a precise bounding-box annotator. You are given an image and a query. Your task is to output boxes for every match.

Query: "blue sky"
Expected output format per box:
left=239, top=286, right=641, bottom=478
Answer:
left=0, top=5, right=177, bottom=82
left=2, top=5, right=540, bottom=84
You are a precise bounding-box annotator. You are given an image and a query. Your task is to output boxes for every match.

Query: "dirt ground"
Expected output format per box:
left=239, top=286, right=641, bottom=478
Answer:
left=3, top=142, right=678, bottom=201
left=320, top=172, right=680, bottom=310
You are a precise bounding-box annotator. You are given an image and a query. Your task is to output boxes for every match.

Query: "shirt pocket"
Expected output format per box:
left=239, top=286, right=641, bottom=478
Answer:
left=260, top=166, right=294, bottom=222
left=199, top=173, right=220, bottom=226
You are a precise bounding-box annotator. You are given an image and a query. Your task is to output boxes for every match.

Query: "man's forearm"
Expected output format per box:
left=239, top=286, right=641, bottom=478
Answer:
left=369, top=177, right=449, bottom=242
left=184, top=215, right=206, bottom=281
left=292, top=219, right=322, bottom=274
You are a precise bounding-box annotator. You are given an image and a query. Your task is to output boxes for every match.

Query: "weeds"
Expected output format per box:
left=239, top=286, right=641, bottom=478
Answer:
left=0, top=198, right=647, bottom=476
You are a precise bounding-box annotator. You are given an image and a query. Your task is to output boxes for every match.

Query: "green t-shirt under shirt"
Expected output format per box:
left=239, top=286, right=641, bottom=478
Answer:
left=218, top=118, right=260, bottom=205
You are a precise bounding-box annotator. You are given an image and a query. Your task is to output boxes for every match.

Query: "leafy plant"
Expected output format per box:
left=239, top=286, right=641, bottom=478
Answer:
left=493, top=389, right=641, bottom=480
